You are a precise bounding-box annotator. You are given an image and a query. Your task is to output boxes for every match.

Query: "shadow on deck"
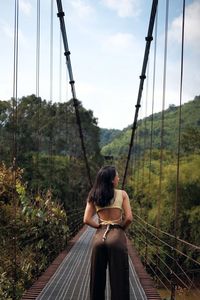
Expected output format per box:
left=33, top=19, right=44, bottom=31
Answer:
left=22, top=226, right=161, bottom=300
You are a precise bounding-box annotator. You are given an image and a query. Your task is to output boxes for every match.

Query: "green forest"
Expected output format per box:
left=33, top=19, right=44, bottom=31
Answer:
left=0, top=95, right=103, bottom=299
left=101, top=96, right=200, bottom=156
left=102, top=96, right=200, bottom=292
left=0, top=94, right=200, bottom=298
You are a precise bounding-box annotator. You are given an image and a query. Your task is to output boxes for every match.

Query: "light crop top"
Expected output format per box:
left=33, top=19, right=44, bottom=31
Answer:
left=95, top=189, right=123, bottom=225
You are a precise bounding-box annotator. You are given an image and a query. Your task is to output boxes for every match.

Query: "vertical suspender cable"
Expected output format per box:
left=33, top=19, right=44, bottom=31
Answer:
left=146, top=8, right=158, bottom=265
left=50, top=0, right=53, bottom=101
left=133, top=130, right=138, bottom=196
left=142, top=60, right=149, bottom=264
left=142, top=62, right=149, bottom=189
left=36, top=0, right=40, bottom=98
left=49, top=0, right=54, bottom=184
left=34, top=0, right=41, bottom=276
left=136, top=127, right=141, bottom=204
left=122, top=0, right=158, bottom=189
left=148, top=10, right=157, bottom=200
left=175, top=0, right=185, bottom=253
left=171, top=1, right=185, bottom=299
left=156, top=0, right=169, bottom=283
left=157, top=0, right=169, bottom=234
left=12, top=1, right=19, bottom=298
left=59, top=31, right=62, bottom=102
left=56, top=0, right=92, bottom=188
left=36, top=0, right=41, bottom=186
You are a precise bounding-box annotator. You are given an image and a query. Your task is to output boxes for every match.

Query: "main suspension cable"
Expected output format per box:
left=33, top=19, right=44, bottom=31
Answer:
left=56, top=0, right=92, bottom=188
left=122, top=0, right=158, bottom=188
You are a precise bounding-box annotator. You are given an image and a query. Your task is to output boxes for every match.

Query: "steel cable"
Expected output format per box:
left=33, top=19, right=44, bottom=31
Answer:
left=122, top=0, right=158, bottom=188
left=132, top=225, right=200, bottom=298
left=134, top=213, right=200, bottom=250
left=11, top=2, right=19, bottom=298
left=131, top=224, right=191, bottom=289
left=131, top=217, right=200, bottom=266
left=56, top=0, right=92, bottom=188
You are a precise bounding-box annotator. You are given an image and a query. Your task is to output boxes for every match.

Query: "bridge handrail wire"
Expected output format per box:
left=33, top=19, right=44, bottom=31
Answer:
left=139, top=247, right=171, bottom=289
left=131, top=225, right=200, bottom=295
left=134, top=213, right=200, bottom=251
left=64, top=207, right=84, bottom=237
left=2, top=207, right=84, bottom=245
left=131, top=217, right=200, bottom=267
left=134, top=231, right=200, bottom=298
left=145, top=235, right=198, bottom=290
left=66, top=207, right=84, bottom=216
left=138, top=246, right=171, bottom=291
left=130, top=224, right=191, bottom=289
left=143, top=249, right=200, bottom=300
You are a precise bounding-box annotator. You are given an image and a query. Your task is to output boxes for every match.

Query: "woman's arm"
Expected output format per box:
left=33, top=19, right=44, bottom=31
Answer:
left=83, top=201, right=100, bottom=229
left=121, top=190, right=133, bottom=230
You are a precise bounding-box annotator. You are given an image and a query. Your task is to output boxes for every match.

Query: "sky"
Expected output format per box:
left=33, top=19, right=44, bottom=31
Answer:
left=0, top=0, right=200, bottom=129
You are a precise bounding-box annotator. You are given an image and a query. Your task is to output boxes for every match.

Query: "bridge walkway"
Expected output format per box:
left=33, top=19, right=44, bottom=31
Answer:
left=22, top=226, right=161, bottom=300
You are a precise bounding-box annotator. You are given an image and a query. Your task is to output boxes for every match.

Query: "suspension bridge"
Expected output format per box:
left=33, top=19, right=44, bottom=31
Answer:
left=0, top=0, right=200, bottom=300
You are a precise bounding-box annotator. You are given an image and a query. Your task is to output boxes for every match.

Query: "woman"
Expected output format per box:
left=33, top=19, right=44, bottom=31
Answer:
left=83, top=165, right=133, bottom=300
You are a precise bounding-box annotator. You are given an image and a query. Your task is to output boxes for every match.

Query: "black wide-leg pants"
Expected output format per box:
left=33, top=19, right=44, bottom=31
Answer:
left=90, top=226, right=130, bottom=300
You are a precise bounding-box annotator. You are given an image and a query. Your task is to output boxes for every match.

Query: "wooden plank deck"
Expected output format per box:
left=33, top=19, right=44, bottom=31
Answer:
left=22, top=226, right=161, bottom=300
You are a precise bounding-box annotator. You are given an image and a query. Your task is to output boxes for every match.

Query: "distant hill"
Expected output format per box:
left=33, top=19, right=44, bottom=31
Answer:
left=101, top=96, right=200, bottom=157
left=99, top=128, right=121, bottom=148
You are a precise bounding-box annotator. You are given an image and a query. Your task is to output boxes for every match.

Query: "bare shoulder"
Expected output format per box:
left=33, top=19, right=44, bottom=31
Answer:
left=87, top=199, right=96, bottom=209
left=122, top=190, right=129, bottom=199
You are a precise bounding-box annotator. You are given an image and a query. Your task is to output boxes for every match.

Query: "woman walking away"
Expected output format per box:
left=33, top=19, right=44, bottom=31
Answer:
left=83, top=165, right=133, bottom=300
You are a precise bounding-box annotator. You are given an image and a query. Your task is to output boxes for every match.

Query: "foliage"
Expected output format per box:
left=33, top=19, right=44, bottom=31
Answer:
left=1, top=93, right=200, bottom=294
left=128, top=153, right=200, bottom=286
left=0, top=163, right=68, bottom=299
left=100, top=96, right=200, bottom=288
left=0, top=95, right=103, bottom=205
left=99, top=128, right=121, bottom=148
left=101, top=96, right=200, bottom=157
left=0, top=95, right=104, bottom=298
left=100, top=96, right=200, bottom=287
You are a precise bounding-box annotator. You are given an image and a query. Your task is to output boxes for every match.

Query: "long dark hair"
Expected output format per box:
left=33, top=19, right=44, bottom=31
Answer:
left=88, top=166, right=116, bottom=207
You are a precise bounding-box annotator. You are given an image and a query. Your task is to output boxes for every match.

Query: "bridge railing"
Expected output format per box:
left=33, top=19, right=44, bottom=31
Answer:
left=0, top=165, right=85, bottom=300
left=128, top=213, right=200, bottom=299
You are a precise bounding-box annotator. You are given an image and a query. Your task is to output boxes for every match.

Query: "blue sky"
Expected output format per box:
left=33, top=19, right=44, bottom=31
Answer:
left=0, top=0, right=200, bottom=129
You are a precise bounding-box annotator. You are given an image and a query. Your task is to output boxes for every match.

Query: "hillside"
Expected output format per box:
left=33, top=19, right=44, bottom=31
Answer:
left=101, top=95, right=200, bottom=156
left=99, top=128, right=121, bottom=148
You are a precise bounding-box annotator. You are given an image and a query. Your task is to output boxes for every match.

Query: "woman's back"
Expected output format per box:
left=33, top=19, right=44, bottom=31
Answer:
left=83, top=166, right=132, bottom=300
left=95, top=189, right=123, bottom=225
left=98, top=207, right=122, bottom=224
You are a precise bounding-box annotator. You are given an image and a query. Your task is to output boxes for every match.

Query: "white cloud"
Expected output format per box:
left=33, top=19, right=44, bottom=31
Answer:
left=169, top=0, right=200, bottom=52
left=101, top=32, right=136, bottom=53
left=78, top=81, right=97, bottom=99
left=101, top=0, right=141, bottom=17
left=1, top=21, right=26, bottom=45
left=1, top=21, right=13, bottom=39
left=19, top=0, right=32, bottom=15
left=69, top=0, right=94, bottom=19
